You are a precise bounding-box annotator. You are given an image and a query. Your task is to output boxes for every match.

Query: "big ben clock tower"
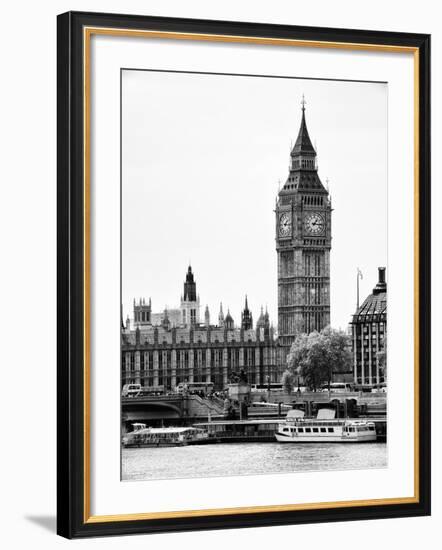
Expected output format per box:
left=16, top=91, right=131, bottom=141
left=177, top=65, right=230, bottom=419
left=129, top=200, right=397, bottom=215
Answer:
left=276, top=97, right=331, bottom=357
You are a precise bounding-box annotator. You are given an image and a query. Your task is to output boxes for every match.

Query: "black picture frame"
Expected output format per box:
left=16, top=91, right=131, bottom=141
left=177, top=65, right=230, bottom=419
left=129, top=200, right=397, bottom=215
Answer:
left=57, top=10, right=431, bottom=539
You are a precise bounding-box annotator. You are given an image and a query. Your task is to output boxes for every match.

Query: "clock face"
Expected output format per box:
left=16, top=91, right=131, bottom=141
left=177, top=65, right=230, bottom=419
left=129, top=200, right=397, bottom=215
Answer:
left=279, top=213, right=291, bottom=237
left=304, top=213, right=325, bottom=235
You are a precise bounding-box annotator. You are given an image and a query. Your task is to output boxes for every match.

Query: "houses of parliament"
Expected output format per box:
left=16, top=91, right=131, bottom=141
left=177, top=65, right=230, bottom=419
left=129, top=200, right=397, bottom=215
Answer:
left=121, top=99, right=332, bottom=391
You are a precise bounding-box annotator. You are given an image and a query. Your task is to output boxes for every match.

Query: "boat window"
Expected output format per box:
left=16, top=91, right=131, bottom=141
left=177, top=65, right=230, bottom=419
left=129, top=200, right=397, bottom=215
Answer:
left=320, top=428, right=326, bottom=433
left=369, top=426, right=375, bottom=431
left=305, top=428, right=311, bottom=433
left=313, top=428, right=319, bottom=433
left=298, top=428, right=304, bottom=433
left=327, top=428, right=334, bottom=433
left=283, top=427, right=290, bottom=432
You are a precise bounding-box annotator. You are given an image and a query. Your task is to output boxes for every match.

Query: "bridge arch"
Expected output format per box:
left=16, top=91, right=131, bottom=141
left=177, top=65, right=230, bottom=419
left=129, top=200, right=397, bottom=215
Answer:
left=122, top=398, right=183, bottom=422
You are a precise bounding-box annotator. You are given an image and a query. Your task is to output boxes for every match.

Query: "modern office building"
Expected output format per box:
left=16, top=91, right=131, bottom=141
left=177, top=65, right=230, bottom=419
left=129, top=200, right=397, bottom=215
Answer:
left=350, top=267, right=387, bottom=387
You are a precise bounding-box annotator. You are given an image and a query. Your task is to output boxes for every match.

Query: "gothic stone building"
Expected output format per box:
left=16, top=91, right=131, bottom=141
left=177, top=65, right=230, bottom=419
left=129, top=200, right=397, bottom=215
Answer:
left=122, top=267, right=279, bottom=391
left=350, top=267, right=387, bottom=387
left=275, top=99, right=332, bottom=362
left=122, top=100, right=335, bottom=388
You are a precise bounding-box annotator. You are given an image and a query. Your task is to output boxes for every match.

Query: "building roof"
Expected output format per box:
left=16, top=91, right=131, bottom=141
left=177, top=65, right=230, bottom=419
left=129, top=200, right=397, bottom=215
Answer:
left=355, top=293, right=386, bottom=319
left=291, top=106, right=316, bottom=155
left=279, top=100, right=327, bottom=196
left=225, top=310, right=234, bottom=323
left=281, top=171, right=327, bottom=193
left=122, top=324, right=274, bottom=347
left=353, top=268, right=387, bottom=322
left=256, top=307, right=265, bottom=328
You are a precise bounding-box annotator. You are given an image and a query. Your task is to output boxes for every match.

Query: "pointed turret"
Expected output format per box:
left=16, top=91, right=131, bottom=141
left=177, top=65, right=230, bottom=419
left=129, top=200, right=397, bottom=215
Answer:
left=162, top=307, right=170, bottom=329
left=205, top=305, right=210, bottom=327
left=133, top=295, right=152, bottom=325
left=291, top=95, right=316, bottom=156
left=241, top=294, right=253, bottom=330
left=279, top=96, right=327, bottom=195
left=183, top=265, right=197, bottom=301
left=180, top=265, right=200, bottom=327
left=264, top=306, right=270, bottom=328
left=225, top=309, right=234, bottom=330
left=218, top=302, right=224, bottom=327
left=256, top=306, right=265, bottom=329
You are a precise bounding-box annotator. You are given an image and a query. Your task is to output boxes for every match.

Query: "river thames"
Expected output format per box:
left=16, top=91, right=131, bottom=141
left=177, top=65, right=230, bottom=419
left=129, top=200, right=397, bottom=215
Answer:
left=122, top=442, right=387, bottom=481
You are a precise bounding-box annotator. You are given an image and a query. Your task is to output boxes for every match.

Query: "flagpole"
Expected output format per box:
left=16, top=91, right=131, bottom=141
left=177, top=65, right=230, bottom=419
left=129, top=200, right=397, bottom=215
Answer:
left=356, top=268, right=360, bottom=310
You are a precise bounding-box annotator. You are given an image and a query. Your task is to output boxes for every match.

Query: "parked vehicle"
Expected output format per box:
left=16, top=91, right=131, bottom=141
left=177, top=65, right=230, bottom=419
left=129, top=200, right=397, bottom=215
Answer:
left=175, top=382, right=214, bottom=396
left=122, top=384, right=165, bottom=397
left=320, top=382, right=353, bottom=393
left=121, top=383, right=142, bottom=397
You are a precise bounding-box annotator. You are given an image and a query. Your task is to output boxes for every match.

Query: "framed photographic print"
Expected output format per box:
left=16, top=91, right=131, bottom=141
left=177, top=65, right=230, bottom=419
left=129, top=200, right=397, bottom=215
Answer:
left=57, top=11, right=431, bottom=538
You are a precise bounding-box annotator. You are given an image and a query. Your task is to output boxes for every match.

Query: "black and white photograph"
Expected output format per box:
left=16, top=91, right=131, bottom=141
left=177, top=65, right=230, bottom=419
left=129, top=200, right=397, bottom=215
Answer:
left=0, top=0, right=435, bottom=544
left=120, top=69, right=388, bottom=481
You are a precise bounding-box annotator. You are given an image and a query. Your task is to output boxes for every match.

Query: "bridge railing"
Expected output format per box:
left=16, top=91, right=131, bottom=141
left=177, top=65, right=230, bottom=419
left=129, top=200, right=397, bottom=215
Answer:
left=254, top=390, right=387, bottom=404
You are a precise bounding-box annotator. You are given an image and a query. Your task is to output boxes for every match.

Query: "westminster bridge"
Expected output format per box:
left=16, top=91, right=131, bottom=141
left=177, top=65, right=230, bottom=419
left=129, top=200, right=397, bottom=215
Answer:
left=121, top=393, right=225, bottom=426
left=121, top=391, right=386, bottom=427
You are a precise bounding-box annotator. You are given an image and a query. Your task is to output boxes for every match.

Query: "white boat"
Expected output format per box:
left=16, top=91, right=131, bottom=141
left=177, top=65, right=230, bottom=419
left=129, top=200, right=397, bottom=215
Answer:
left=122, top=424, right=209, bottom=448
left=275, top=409, right=377, bottom=443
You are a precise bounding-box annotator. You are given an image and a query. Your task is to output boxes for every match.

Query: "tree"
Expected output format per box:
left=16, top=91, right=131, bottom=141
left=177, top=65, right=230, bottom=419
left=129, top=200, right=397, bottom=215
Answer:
left=377, top=335, right=387, bottom=382
left=286, top=327, right=352, bottom=391
left=281, top=369, right=295, bottom=394
left=320, top=326, right=353, bottom=388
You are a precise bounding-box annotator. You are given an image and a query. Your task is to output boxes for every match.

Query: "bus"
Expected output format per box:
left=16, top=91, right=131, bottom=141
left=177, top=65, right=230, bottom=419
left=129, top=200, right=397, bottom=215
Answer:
left=122, top=384, right=165, bottom=397
left=250, top=383, right=284, bottom=393
left=175, top=382, right=214, bottom=396
left=320, top=382, right=354, bottom=393
left=139, top=385, right=165, bottom=396
left=122, top=383, right=142, bottom=397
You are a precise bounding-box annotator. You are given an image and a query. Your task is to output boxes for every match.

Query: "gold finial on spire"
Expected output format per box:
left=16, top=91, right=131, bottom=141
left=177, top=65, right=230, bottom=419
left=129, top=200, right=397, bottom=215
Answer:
left=301, top=94, right=306, bottom=112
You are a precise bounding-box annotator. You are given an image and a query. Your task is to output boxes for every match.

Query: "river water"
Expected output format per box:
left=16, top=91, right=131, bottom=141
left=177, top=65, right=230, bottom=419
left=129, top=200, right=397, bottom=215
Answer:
left=122, top=442, right=387, bottom=481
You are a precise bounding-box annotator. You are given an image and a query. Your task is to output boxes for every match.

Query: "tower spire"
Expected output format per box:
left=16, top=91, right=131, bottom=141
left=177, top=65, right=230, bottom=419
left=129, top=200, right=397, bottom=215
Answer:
left=291, top=95, right=315, bottom=157
left=218, top=302, right=224, bottom=327
left=277, top=95, right=327, bottom=194
left=205, top=304, right=210, bottom=327
left=241, top=294, right=253, bottom=330
left=183, top=265, right=197, bottom=302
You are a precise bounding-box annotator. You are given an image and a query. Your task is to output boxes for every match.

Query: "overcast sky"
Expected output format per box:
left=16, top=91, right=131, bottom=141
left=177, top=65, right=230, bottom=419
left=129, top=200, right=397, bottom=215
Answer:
left=122, top=69, right=387, bottom=331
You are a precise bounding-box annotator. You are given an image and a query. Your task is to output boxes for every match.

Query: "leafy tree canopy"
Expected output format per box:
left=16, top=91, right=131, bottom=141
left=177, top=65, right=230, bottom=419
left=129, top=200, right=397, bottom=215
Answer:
left=376, top=335, right=387, bottom=380
left=286, top=326, right=352, bottom=391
